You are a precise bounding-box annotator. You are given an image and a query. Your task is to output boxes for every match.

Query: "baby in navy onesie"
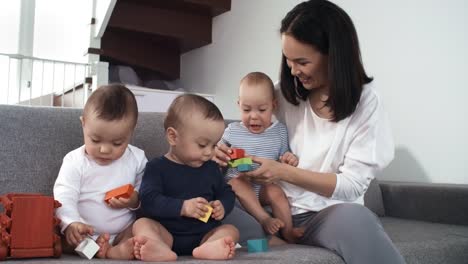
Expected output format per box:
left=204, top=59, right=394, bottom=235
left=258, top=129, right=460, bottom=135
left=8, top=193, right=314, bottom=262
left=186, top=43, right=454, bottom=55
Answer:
left=132, top=94, right=239, bottom=261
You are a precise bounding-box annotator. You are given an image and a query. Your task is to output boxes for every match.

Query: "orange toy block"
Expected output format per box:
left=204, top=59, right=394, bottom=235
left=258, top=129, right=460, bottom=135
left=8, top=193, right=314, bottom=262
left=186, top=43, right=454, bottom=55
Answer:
left=0, top=193, right=62, bottom=260
left=198, top=205, right=213, bottom=223
left=104, top=184, right=134, bottom=204
left=229, top=148, right=245, bottom=160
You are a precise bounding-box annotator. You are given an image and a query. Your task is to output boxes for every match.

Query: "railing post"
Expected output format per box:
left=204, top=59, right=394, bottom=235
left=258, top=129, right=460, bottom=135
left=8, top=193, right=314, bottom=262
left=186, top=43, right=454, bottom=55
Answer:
left=90, top=61, right=108, bottom=92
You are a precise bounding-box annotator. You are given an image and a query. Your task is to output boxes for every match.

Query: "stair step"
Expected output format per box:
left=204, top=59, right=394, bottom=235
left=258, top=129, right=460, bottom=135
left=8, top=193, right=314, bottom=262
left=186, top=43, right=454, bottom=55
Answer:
left=109, top=1, right=212, bottom=51
left=120, top=0, right=231, bottom=17
left=100, top=0, right=231, bottom=80
left=101, top=28, right=180, bottom=80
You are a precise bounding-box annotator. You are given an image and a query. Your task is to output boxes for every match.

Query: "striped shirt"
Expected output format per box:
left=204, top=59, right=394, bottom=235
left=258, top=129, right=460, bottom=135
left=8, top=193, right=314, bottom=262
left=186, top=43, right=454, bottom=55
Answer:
left=221, top=120, right=290, bottom=196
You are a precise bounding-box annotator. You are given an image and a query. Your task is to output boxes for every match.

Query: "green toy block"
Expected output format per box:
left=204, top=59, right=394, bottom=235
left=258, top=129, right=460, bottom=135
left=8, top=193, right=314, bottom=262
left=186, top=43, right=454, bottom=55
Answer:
left=247, top=238, right=269, bottom=253
left=228, top=157, right=252, bottom=168
left=237, top=163, right=252, bottom=172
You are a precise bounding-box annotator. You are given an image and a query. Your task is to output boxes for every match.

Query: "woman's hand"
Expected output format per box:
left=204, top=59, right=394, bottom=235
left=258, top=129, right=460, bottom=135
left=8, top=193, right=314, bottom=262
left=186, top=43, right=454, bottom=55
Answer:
left=242, top=156, right=286, bottom=184
left=213, top=143, right=232, bottom=167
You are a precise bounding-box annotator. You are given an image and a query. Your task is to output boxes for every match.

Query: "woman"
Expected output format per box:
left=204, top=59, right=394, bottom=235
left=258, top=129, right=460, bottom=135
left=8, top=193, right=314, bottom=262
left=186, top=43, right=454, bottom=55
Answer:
left=217, top=1, right=405, bottom=263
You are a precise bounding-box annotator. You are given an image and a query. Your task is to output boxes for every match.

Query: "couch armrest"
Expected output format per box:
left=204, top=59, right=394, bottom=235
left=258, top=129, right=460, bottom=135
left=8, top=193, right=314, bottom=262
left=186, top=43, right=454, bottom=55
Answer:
left=379, top=181, right=468, bottom=225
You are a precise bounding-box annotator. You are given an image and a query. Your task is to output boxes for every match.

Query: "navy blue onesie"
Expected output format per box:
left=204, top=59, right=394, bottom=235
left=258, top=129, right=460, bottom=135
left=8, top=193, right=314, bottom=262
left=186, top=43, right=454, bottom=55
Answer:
left=139, top=156, right=235, bottom=255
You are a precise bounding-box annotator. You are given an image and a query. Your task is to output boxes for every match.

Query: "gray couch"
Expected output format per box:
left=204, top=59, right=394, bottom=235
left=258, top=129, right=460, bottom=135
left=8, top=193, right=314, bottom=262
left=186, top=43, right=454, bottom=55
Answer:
left=1, top=104, right=468, bottom=264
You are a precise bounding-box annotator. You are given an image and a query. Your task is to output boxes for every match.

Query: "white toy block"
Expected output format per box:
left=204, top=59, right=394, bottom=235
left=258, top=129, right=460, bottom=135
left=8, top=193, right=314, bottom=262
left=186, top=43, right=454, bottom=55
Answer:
left=75, top=237, right=100, bottom=259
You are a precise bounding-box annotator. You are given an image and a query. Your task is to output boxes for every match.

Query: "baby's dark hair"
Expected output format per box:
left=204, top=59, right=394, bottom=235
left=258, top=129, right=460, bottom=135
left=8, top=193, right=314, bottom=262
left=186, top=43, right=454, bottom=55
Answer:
left=83, top=84, right=138, bottom=127
left=164, top=94, right=224, bottom=130
left=240, top=72, right=275, bottom=99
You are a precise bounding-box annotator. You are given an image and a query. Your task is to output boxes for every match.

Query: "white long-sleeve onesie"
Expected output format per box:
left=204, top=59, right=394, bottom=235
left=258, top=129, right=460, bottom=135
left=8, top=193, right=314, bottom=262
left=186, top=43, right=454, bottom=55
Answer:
left=54, top=144, right=147, bottom=235
left=275, top=83, right=394, bottom=214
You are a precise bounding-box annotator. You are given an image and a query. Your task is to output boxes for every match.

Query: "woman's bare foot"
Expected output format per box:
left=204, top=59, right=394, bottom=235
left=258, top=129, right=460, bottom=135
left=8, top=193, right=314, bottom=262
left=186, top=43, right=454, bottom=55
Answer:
left=193, top=236, right=236, bottom=260
left=106, top=237, right=135, bottom=260
left=96, top=233, right=110, bottom=258
left=133, top=235, right=177, bottom=262
left=261, top=217, right=284, bottom=234
left=282, top=227, right=305, bottom=243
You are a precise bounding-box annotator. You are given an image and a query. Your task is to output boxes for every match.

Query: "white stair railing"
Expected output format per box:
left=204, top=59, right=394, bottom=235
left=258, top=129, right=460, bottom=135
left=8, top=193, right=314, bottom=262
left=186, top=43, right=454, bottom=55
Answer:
left=0, top=52, right=91, bottom=108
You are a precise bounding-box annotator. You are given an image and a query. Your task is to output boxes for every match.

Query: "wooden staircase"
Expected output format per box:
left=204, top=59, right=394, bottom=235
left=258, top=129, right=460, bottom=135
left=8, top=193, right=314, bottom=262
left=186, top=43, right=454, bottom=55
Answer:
left=97, top=0, right=231, bottom=81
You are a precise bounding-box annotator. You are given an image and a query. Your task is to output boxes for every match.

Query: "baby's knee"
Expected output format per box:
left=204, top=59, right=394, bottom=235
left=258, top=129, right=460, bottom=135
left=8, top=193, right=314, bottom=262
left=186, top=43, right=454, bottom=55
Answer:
left=133, top=217, right=158, bottom=232
left=222, top=224, right=240, bottom=240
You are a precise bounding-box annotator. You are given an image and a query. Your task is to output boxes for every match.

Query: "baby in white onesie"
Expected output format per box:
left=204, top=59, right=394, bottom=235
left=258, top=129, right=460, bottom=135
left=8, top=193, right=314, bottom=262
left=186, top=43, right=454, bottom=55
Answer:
left=54, top=84, right=147, bottom=259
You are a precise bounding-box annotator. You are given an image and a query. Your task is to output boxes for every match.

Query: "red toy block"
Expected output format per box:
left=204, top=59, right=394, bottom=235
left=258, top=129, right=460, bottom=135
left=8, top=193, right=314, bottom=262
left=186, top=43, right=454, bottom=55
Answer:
left=104, top=184, right=134, bottom=204
left=229, top=148, right=245, bottom=160
left=0, top=193, right=62, bottom=260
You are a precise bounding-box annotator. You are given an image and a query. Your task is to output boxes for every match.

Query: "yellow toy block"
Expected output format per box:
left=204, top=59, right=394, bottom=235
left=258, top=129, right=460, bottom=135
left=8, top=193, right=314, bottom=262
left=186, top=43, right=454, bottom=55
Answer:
left=198, top=205, right=213, bottom=223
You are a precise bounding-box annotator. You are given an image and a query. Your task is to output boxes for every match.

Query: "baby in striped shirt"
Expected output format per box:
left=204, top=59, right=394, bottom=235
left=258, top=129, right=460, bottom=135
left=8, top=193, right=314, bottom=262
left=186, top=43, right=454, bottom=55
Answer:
left=220, top=72, right=303, bottom=243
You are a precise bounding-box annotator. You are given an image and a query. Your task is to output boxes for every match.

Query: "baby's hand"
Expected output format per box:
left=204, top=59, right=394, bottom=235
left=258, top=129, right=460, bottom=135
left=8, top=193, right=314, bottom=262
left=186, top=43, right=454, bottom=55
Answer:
left=210, top=200, right=225, bottom=220
left=65, top=222, right=94, bottom=246
left=280, top=152, right=299, bottom=167
left=181, top=197, right=209, bottom=219
left=107, top=190, right=139, bottom=209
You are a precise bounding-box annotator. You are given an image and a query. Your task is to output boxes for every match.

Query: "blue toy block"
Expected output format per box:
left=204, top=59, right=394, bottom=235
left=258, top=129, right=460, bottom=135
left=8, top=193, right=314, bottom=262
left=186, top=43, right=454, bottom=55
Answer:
left=247, top=238, right=269, bottom=253
left=237, top=163, right=252, bottom=172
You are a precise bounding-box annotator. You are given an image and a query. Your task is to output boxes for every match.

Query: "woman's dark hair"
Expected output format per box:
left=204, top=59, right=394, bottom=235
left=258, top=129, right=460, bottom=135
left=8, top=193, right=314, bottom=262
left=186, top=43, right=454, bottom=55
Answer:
left=280, top=0, right=372, bottom=122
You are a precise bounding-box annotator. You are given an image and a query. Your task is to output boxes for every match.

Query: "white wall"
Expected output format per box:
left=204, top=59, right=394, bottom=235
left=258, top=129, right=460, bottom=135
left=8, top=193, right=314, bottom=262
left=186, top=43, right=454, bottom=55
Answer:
left=179, top=0, right=302, bottom=119
left=179, top=0, right=468, bottom=184
left=33, top=0, right=92, bottom=63
left=0, top=1, right=21, bottom=54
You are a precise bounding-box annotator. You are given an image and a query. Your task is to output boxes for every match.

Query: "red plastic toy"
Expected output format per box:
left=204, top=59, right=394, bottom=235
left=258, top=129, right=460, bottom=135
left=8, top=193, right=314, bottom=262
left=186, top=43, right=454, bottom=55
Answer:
left=229, top=148, right=245, bottom=160
left=0, top=193, right=62, bottom=260
left=104, top=184, right=134, bottom=204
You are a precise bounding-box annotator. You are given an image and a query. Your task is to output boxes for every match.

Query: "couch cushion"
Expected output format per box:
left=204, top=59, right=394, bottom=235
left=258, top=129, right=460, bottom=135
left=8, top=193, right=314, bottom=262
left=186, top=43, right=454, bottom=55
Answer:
left=132, top=111, right=168, bottom=160
left=0, top=105, right=84, bottom=196
left=0, top=105, right=169, bottom=197
left=1, top=244, right=344, bottom=263
left=381, top=217, right=468, bottom=264
left=364, top=179, right=385, bottom=216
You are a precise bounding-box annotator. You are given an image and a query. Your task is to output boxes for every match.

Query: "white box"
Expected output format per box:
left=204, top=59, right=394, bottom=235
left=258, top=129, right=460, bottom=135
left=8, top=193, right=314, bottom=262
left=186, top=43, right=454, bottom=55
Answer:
left=75, top=237, right=100, bottom=259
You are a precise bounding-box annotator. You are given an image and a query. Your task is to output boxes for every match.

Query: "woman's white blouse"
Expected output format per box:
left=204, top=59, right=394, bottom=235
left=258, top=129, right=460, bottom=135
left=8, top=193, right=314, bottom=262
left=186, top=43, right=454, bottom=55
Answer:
left=275, top=83, right=394, bottom=214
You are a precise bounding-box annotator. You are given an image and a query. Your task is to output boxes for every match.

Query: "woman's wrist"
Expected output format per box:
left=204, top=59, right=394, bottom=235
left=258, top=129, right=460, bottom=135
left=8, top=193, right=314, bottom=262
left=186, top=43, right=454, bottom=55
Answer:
left=278, top=162, right=294, bottom=182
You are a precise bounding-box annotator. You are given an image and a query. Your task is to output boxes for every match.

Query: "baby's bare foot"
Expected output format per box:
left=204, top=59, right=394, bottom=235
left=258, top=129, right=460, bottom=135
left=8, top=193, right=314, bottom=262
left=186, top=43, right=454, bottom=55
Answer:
left=261, top=217, right=284, bottom=234
left=133, top=235, right=177, bottom=262
left=106, top=237, right=135, bottom=260
left=96, top=233, right=110, bottom=258
left=283, top=227, right=305, bottom=243
left=192, top=236, right=236, bottom=260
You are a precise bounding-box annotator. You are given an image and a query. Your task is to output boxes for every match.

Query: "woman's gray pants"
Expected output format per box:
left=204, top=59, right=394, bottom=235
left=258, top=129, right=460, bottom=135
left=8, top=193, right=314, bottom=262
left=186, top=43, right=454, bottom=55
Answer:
left=223, top=202, right=405, bottom=264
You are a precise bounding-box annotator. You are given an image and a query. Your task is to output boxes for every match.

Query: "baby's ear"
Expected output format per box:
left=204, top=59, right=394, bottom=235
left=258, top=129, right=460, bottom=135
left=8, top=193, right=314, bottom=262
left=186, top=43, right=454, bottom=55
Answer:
left=166, top=127, right=178, bottom=146
left=272, top=98, right=278, bottom=109
left=79, top=116, right=84, bottom=126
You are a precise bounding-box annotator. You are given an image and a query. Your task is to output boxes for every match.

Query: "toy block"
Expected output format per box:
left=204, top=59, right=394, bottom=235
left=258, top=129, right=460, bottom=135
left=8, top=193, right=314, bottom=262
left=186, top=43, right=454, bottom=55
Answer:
left=198, top=205, right=213, bottom=223
left=0, top=193, right=62, bottom=260
left=75, top=237, right=100, bottom=259
left=104, top=184, right=134, bottom=203
left=228, top=157, right=253, bottom=168
left=247, top=238, right=269, bottom=253
left=229, top=148, right=245, bottom=160
left=237, top=163, right=253, bottom=172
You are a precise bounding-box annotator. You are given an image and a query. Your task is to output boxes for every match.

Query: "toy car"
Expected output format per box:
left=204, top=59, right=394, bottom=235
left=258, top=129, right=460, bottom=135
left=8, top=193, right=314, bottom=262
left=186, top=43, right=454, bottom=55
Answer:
left=0, top=193, right=62, bottom=260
